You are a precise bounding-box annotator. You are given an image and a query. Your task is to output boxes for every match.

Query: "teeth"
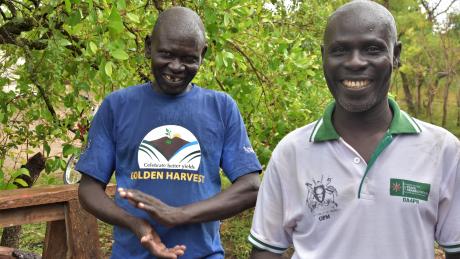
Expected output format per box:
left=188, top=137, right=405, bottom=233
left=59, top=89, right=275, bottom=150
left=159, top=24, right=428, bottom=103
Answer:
left=164, top=75, right=181, bottom=82
left=342, top=80, right=370, bottom=89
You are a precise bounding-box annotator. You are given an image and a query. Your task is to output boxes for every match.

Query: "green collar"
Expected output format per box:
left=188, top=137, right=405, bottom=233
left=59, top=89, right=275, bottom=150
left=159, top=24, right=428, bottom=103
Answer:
left=309, top=98, right=421, bottom=142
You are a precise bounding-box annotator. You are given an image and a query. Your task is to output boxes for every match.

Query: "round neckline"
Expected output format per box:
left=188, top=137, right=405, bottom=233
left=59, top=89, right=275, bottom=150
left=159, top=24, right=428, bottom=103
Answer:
left=145, top=82, right=198, bottom=99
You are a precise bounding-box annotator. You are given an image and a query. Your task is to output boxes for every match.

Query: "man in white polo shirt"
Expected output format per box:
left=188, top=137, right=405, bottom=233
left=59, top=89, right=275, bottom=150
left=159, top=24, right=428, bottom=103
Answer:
left=248, top=1, right=460, bottom=259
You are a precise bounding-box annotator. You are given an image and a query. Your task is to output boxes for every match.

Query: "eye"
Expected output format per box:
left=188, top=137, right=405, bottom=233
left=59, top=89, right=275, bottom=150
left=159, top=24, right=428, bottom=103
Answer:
left=183, top=56, right=199, bottom=63
left=330, top=46, right=347, bottom=56
left=159, top=51, right=173, bottom=58
left=365, top=45, right=382, bottom=54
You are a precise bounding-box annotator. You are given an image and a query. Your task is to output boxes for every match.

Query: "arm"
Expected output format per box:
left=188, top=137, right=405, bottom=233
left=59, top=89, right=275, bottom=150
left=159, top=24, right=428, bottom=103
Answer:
left=119, top=172, right=260, bottom=227
left=78, top=174, right=186, bottom=258
left=446, top=253, right=460, bottom=259
left=250, top=247, right=282, bottom=259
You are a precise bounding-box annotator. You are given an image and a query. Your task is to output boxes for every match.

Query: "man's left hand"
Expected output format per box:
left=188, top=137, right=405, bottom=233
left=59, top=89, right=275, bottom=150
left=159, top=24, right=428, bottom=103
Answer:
left=118, top=188, right=187, bottom=227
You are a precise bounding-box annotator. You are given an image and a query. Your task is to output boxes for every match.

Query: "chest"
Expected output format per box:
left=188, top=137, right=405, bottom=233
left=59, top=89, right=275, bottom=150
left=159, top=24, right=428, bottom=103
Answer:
left=110, top=100, right=226, bottom=164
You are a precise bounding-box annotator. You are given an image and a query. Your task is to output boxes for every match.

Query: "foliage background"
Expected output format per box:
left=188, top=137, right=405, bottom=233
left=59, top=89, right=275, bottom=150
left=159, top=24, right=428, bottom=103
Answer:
left=0, top=0, right=458, bottom=258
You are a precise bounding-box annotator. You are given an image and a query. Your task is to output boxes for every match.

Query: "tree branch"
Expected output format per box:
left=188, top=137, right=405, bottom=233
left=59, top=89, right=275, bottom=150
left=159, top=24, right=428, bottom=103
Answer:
left=433, top=0, right=459, bottom=19
left=215, top=77, right=227, bottom=92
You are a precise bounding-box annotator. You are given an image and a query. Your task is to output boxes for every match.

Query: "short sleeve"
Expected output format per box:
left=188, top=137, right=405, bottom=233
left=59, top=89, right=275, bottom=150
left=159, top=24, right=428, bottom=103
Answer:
left=248, top=157, right=291, bottom=254
left=436, top=150, right=460, bottom=254
left=75, top=97, right=116, bottom=184
left=220, top=95, right=261, bottom=181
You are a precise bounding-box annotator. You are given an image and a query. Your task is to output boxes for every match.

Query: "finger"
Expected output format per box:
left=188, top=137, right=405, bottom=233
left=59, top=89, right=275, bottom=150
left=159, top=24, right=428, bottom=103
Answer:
left=171, top=245, right=186, bottom=254
left=117, top=188, right=127, bottom=198
left=127, top=189, right=159, bottom=203
left=127, top=193, right=162, bottom=208
left=135, top=202, right=161, bottom=215
left=141, top=239, right=178, bottom=259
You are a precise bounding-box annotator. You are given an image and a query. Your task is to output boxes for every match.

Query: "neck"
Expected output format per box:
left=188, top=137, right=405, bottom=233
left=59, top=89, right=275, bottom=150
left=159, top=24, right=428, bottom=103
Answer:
left=333, top=98, right=393, bottom=136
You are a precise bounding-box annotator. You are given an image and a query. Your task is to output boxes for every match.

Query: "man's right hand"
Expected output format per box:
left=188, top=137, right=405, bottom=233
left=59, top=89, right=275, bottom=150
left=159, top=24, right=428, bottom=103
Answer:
left=78, top=175, right=186, bottom=258
left=134, top=220, right=186, bottom=259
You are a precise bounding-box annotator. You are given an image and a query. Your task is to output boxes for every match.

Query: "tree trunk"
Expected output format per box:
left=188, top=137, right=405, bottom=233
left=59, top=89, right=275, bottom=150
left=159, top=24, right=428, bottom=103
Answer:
left=441, top=78, right=451, bottom=127
left=415, top=76, right=425, bottom=115
left=0, top=153, right=45, bottom=248
left=426, top=86, right=436, bottom=123
left=457, top=87, right=460, bottom=127
left=399, top=71, right=416, bottom=114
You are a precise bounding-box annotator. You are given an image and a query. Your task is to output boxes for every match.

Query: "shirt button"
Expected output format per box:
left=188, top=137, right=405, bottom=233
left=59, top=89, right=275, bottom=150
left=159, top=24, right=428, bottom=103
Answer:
left=353, top=157, right=361, bottom=164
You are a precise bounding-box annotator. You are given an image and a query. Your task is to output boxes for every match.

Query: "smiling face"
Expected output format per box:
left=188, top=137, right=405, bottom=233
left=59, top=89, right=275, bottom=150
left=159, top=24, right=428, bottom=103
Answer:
left=322, top=3, right=401, bottom=112
left=146, top=7, right=207, bottom=96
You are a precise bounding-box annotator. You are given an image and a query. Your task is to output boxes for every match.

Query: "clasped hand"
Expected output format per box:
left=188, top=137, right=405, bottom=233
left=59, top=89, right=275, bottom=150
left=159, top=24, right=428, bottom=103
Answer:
left=118, top=188, right=187, bottom=258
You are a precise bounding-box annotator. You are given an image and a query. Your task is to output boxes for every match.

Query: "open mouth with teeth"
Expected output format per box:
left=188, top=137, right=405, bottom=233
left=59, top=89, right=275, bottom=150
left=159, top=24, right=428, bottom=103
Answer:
left=342, top=80, right=371, bottom=89
left=163, top=74, right=183, bottom=83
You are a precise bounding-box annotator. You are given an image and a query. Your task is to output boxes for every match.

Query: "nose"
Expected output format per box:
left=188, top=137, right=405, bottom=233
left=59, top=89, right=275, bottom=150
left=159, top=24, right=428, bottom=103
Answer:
left=168, top=59, right=185, bottom=72
left=345, top=50, right=367, bottom=70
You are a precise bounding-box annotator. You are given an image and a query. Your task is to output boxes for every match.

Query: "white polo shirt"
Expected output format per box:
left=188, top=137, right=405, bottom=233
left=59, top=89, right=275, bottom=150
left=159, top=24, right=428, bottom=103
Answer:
left=249, top=99, right=460, bottom=258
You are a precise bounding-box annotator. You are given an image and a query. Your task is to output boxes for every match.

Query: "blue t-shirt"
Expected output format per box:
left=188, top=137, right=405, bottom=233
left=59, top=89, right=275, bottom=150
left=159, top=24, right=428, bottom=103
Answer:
left=76, top=83, right=262, bottom=259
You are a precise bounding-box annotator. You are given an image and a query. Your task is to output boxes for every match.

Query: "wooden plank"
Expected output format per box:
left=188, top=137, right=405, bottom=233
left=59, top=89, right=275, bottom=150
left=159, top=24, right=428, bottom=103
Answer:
left=42, top=220, right=67, bottom=259
left=0, top=246, right=14, bottom=258
left=0, top=184, right=116, bottom=210
left=0, top=204, right=65, bottom=227
left=65, top=199, right=101, bottom=259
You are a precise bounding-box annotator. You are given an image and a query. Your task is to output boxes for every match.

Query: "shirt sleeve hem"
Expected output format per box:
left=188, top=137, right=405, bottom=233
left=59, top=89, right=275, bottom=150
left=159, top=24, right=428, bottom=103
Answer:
left=226, top=165, right=262, bottom=183
left=440, top=243, right=460, bottom=253
left=77, top=169, right=111, bottom=185
left=247, top=232, right=287, bottom=254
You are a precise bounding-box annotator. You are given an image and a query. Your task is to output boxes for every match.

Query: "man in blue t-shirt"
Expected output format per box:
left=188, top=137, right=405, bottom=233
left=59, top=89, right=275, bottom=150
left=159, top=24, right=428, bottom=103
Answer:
left=76, top=6, right=262, bottom=259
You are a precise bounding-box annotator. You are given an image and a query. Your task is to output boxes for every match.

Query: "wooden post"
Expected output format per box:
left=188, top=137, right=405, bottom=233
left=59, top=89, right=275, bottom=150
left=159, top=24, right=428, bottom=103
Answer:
left=64, top=199, right=101, bottom=259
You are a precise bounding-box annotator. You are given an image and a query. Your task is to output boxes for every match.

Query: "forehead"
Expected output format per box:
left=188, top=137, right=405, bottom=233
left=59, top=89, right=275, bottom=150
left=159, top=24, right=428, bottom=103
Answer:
left=152, top=26, right=204, bottom=47
left=324, top=8, right=393, bottom=46
left=153, top=26, right=204, bottom=51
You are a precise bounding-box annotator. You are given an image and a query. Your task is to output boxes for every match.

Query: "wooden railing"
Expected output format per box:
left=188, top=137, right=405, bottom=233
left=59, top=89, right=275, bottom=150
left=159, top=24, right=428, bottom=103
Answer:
left=0, top=184, right=115, bottom=259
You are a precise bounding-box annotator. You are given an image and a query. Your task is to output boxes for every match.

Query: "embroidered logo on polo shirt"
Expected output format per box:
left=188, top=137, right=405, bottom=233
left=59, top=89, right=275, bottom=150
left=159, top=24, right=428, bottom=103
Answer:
left=305, top=176, right=339, bottom=221
left=390, top=178, right=430, bottom=203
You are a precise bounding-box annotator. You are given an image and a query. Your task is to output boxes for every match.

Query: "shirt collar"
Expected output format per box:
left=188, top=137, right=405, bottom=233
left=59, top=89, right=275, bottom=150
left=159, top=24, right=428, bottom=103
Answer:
left=309, top=98, right=421, bottom=142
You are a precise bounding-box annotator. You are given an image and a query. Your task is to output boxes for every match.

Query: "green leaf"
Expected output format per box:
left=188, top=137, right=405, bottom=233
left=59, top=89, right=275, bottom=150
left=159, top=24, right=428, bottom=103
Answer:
left=108, top=7, right=124, bottom=35
left=58, top=39, right=72, bottom=47
left=60, top=159, right=67, bottom=170
left=18, top=168, right=30, bottom=177
left=14, top=178, right=28, bottom=187
left=111, top=48, right=129, bottom=60
left=67, top=10, right=81, bottom=26
left=65, top=0, right=71, bottom=13
left=105, top=62, right=113, bottom=77
left=224, top=13, right=230, bottom=27
left=44, top=142, right=51, bottom=157
left=63, top=144, right=77, bottom=157
left=11, top=168, right=29, bottom=179
left=117, top=0, right=126, bottom=9
left=89, top=42, right=98, bottom=53
left=126, top=13, right=140, bottom=23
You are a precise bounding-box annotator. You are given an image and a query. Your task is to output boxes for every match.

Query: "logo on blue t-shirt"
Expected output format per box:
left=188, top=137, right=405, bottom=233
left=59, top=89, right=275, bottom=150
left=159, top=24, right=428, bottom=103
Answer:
left=138, top=125, right=201, bottom=170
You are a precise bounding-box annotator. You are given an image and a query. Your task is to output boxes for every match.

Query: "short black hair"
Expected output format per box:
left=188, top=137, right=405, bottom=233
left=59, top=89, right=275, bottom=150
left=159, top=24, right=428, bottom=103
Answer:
left=152, top=7, right=206, bottom=45
left=325, top=0, right=397, bottom=44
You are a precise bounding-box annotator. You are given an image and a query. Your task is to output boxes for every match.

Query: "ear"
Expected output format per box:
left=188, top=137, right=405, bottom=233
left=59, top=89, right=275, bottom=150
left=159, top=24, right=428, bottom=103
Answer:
left=144, top=35, right=152, bottom=58
left=321, top=45, right=325, bottom=62
left=200, top=45, right=208, bottom=63
left=393, top=41, right=402, bottom=68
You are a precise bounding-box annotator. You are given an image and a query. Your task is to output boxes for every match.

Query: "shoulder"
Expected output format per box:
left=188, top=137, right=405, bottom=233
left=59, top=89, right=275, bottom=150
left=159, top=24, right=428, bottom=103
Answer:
left=272, top=121, right=318, bottom=160
left=195, top=85, right=231, bottom=101
left=414, top=118, right=459, bottom=142
left=410, top=118, right=460, bottom=154
left=105, top=83, right=148, bottom=104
